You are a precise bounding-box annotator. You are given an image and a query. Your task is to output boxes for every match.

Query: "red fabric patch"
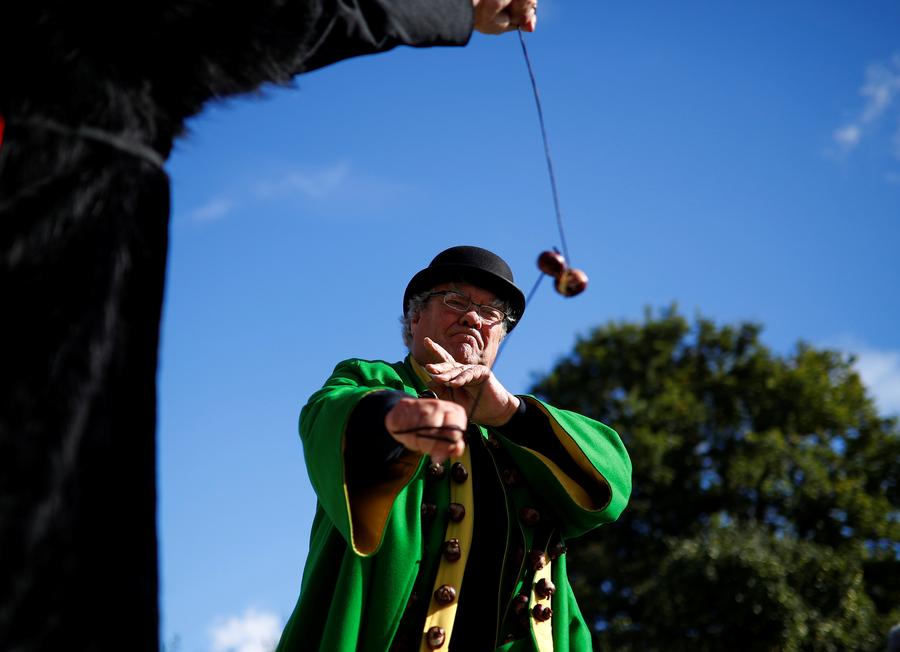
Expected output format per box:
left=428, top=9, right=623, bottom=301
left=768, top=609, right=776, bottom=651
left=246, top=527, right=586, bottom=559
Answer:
left=0, top=114, right=5, bottom=150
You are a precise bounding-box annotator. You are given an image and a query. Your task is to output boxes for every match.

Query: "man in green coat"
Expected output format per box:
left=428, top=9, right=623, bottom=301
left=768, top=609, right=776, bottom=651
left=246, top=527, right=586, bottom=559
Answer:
left=277, top=246, right=632, bottom=651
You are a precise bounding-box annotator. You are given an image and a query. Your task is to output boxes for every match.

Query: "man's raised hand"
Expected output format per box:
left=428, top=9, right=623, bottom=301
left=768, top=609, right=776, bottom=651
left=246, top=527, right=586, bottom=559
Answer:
left=472, top=0, right=537, bottom=35
left=423, top=337, right=520, bottom=427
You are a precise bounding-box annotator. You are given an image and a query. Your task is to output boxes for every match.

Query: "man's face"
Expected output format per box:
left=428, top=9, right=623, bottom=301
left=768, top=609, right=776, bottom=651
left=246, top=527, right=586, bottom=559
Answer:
left=410, top=282, right=505, bottom=367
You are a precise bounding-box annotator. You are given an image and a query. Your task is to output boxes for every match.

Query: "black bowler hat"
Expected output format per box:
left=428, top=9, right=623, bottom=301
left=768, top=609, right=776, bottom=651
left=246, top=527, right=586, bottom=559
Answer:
left=403, top=246, right=526, bottom=329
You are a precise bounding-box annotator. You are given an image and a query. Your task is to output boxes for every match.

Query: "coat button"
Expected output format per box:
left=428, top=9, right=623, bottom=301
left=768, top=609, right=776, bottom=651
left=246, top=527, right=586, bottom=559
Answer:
left=443, top=538, right=461, bottom=562
left=486, top=435, right=501, bottom=450
left=421, top=503, right=437, bottom=521
left=450, top=462, right=468, bottom=483
left=448, top=502, right=466, bottom=522
left=549, top=541, right=568, bottom=560
left=501, top=468, right=519, bottom=486
left=528, top=550, right=548, bottom=572
left=425, top=626, right=446, bottom=649
left=532, top=604, right=553, bottom=622
left=519, top=506, right=540, bottom=527
left=427, top=461, right=446, bottom=480
left=434, top=584, right=457, bottom=605
left=535, top=578, right=556, bottom=599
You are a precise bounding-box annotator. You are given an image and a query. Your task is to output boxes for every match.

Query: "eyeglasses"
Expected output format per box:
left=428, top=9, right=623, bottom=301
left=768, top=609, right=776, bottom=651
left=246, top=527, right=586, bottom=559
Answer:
left=425, top=290, right=514, bottom=326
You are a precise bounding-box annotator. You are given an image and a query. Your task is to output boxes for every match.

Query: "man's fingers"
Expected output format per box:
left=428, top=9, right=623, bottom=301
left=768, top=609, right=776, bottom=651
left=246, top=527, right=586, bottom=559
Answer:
left=406, top=426, right=466, bottom=463
left=427, top=380, right=453, bottom=400
left=442, top=366, right=480, bottom=387
left=473, top=0, right=513, bottom=35
left=483, top=10, right=512, bottom=34
left=385, top=397, right=468, bottom=461
left=392, top=431, right=464, bottom=465
left=521, top=9, right=537, bottom=32
left=472, top=0, right=538, bottom=34
left=393, top=424, right=464, bottom=440
left=510, top=0, right=536, bottom=18
left=424, top=337, right=456, bottom=363
left=429, top=364, right=490, bottom=387
left=423, top=439, right=465, bottom=465
left=424, top=360, right=459, bottom=375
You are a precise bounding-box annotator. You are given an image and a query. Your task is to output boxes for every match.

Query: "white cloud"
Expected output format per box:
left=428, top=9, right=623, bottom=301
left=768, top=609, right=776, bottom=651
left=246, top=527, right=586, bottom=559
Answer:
left=209, top=609, right=281, bottom=652
left=833, top=124, right=861, bottom=148
left=254, top=162, right=350, bottom=200
left=187, top=160, right=410, bottom=224
left=853, top=347, right=900, bottom=416
left=831, top=53, right=900, bottom=157
left=859, top=56, right=900, bottom=124
left=828, top=337, right=900, bottom=416
left=191, top=198, right=236, bottom=222
left=252, top=161, right=413, bottom=217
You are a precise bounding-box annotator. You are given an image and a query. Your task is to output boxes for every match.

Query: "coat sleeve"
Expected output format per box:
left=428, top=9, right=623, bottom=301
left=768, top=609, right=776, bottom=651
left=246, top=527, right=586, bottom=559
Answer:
left=157, top=0, right=475, bottom=116
left=299, top=359, right=425, bottom=556
left=0, top=2, right=474, bottom=145
left=493, top=395, right=632, bottom=539
left=297, top=0, right=475, bottom=73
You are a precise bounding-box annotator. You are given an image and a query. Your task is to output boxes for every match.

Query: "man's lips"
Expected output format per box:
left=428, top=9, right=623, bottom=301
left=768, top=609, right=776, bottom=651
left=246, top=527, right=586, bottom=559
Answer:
left=448, top=329, right=483, bottom=348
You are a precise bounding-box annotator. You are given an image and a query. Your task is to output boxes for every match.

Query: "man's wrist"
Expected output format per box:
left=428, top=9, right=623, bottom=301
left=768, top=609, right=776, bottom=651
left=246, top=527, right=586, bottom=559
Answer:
left=495, top=393, right=522, bottom=426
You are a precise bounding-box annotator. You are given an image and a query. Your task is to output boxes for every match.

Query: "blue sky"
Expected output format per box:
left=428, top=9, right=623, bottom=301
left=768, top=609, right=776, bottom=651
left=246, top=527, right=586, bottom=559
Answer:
left=158, top=2, right=900, bottom=650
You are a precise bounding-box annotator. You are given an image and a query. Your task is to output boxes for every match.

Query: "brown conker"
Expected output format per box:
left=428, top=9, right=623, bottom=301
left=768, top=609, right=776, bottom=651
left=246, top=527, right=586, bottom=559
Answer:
left=555, top=268, right=589, bottom=297
left=537, top=250, right=566, bottom=277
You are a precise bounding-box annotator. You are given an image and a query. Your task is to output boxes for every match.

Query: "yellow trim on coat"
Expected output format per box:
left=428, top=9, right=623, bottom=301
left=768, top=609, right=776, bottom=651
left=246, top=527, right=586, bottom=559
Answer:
left=408, top=356, right=432, bottom=387
left=519, top=447, right=598, bottom=510
left=410, top=356, right=477, bottom=651
left=525, top=399, right=612, bottom=511
left=419, top=445, right=475, bottom=652
left=342, top=389, right=423, bottom=556
left=530, top=560, right=554, bottom=652
left=347, top=450, right=423, bottom=556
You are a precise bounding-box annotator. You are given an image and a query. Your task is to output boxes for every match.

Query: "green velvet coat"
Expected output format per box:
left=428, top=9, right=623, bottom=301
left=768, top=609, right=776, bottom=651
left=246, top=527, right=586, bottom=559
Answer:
left=276, top=357, right=631, bottom=652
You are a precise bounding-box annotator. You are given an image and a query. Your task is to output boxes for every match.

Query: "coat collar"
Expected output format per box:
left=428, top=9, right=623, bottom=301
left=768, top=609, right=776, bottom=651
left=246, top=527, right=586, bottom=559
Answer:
left=404, top=354, right=432, bottom=393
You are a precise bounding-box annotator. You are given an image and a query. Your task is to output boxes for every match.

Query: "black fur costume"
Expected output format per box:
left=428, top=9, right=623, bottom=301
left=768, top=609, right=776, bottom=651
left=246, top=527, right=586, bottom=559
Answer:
left=0, top=3, right=471, bottom=649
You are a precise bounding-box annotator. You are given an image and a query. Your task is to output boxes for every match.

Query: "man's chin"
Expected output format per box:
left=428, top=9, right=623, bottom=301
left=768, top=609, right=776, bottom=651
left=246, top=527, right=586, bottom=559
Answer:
left=449, top=342, right=481, bottom=365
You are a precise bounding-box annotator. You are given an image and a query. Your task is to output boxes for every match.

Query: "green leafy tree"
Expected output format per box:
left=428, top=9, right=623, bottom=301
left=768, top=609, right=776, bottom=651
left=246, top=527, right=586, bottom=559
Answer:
left=531, top=307, right=900, bottom=651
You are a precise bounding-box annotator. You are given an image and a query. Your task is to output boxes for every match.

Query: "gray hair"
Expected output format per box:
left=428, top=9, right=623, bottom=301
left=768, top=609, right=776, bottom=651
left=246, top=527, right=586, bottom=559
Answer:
left=400, top=284, right=513, bottom=349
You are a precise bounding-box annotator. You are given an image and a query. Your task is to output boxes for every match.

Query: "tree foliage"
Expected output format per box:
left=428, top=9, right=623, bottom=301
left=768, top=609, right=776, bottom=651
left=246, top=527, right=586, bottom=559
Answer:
left=531, top=307, right=900, bottom=651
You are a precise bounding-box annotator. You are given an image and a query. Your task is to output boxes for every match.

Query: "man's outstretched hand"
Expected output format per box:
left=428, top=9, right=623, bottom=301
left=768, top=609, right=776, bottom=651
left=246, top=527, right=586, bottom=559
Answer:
left=385, top=396, right=468, bottom=464
left=473, top=0, right=537, bottom=34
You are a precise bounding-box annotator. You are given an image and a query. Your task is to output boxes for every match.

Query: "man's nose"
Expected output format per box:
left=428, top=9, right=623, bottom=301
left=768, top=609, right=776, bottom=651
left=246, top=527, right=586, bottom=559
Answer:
left=460, top=308, right=482, bottom=327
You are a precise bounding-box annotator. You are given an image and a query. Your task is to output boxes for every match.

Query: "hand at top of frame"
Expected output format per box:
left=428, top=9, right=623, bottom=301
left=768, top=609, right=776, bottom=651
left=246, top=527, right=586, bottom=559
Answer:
left=472, top=0, right=537, bottom=35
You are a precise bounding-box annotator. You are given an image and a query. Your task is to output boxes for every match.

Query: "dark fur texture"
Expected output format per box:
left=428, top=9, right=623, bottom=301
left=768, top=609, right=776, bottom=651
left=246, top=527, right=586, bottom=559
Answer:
left=0, top=3, right=470, bottom=649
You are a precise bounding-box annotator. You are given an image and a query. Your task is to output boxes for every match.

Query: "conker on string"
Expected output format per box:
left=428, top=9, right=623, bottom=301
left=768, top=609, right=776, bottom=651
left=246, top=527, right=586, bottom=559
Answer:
left=537, top=250, right=566, bottom=277
left=555, top=268, right=588, bottom=297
